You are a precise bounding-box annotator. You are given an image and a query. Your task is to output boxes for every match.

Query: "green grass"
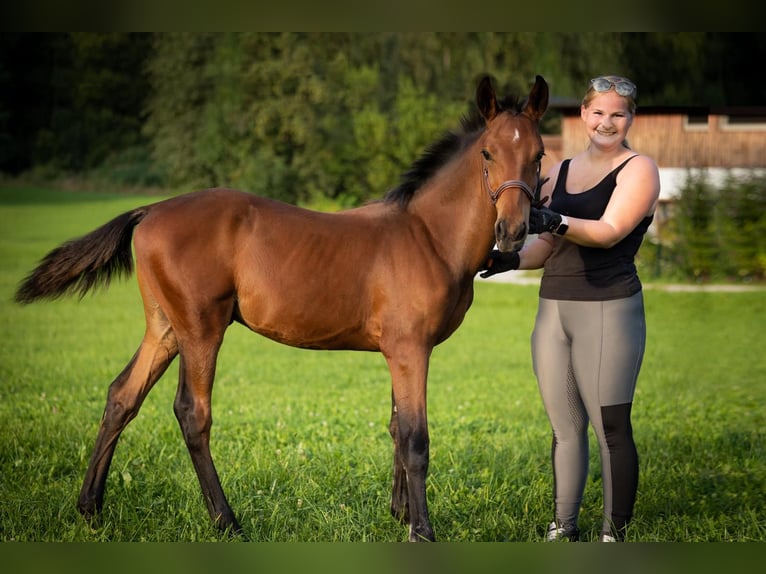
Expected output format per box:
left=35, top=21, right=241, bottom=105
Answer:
left=0, top=186, right=764, bottom=542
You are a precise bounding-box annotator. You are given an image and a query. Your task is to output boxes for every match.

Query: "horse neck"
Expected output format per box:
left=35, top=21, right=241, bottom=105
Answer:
left=407, top=155, right=497, bottom=275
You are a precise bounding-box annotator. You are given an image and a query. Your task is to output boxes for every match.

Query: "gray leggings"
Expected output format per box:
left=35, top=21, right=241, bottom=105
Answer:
left=531, top=291, right=645, bottom=536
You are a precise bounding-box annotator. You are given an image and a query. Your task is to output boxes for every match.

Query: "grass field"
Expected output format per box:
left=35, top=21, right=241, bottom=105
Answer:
left=0, top=186, right=764, bottom=543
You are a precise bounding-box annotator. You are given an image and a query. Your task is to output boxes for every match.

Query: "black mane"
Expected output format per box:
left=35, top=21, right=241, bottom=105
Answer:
left=383, top=93, right=524, bottom=208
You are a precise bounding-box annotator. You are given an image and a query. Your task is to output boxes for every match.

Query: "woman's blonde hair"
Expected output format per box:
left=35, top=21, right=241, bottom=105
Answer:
left=582, top=75, right=637, bottom=114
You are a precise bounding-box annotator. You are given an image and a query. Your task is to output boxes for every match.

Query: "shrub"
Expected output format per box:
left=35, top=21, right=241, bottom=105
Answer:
left=646, top=170, right=766, bottom=283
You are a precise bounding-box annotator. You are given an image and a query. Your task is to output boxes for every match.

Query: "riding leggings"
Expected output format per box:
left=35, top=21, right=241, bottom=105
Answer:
left=531, top=291, right=645, bottom=537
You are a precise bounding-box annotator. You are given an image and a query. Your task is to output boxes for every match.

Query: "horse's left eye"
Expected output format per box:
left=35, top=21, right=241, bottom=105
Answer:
left=481, top=149, right=492, bottom=161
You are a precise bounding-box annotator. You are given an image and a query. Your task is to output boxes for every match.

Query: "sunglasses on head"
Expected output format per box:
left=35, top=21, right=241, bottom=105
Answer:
left=590, top=77, right=636, bottom=97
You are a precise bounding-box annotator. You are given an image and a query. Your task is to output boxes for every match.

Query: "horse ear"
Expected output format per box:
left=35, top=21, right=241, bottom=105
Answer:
left=522, top=75, right=549, bottom=122
left=476, top=75, right=498, bottom=122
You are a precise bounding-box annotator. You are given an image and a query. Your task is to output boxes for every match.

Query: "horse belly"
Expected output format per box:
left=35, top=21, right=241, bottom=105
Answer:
left=234, top=280, right=380, bottom=352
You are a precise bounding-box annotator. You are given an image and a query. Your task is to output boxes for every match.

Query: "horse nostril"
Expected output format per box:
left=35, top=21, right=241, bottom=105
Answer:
left=514, top=221, right=527, bottom=241
left=495, top=220, right=507, bottom=242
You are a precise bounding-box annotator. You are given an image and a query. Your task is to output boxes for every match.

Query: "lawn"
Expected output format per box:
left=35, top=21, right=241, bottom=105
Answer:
left=0, top=186, right=764, bottom=543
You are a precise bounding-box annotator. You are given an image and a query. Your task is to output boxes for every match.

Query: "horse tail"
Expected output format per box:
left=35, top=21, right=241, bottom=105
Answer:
left=14, top=208, right=149, bottom=304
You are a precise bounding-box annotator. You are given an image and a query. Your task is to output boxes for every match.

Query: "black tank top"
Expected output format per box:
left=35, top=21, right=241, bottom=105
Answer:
left=539, top=155, right=653, bottom=301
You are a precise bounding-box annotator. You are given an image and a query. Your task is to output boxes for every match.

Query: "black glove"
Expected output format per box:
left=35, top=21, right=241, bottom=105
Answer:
left=479, top=250, right=520, bottom=278
left=529, top=206, right=562, bottom=235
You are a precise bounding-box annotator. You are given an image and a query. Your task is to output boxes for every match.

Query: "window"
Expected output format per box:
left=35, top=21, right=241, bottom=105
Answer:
left=719, top=115, right=766, bottom=132
left=683, top=114, right=709, bottom=132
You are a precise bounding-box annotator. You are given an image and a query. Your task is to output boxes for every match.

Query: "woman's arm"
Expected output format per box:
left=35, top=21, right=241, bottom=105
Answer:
left=518, top=235, right=554, bottom=270
left=559, top=155, right=660, bottom=248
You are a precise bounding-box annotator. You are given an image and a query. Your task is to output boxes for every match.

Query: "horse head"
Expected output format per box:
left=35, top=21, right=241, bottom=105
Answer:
left=476, top=75, right=549, bottom=252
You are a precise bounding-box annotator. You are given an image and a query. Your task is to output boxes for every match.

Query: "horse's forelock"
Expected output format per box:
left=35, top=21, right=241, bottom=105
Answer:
left=498, top=94, right=524, bottom=114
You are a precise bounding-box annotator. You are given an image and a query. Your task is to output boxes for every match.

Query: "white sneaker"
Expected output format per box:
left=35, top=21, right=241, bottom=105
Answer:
left=546, top=521, right=580, bottom=542
left=599, top=533, right=617, bottom=542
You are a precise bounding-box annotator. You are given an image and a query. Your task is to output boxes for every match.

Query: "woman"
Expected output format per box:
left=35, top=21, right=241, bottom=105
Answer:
left=481, top=75, right=660, bottom=542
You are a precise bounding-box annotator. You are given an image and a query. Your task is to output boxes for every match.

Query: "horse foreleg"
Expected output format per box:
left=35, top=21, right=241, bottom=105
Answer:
left=388, top=393, right=409, bottom=524
left=78, top=329, right=178, bottom=520
left=385, top=349, right=435, bottom=542
left=173, top=343, right=242, bottom=536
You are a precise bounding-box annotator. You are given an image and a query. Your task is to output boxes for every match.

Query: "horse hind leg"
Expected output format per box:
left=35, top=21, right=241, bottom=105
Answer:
left=77, top=320, right=178, bottom=521
left=172, top=330, right=242, bottom=537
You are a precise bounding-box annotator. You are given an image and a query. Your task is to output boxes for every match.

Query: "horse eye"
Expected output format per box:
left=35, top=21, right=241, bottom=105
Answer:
left=481, top=149, right=492, bottom=161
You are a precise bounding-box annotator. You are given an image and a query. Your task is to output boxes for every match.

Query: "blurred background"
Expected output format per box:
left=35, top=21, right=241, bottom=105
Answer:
left=2, top=32, right=765, bottom=282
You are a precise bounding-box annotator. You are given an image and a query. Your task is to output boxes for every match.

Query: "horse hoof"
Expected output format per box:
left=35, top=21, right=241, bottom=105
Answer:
left=225, top=526, right=248, bottom=541
left=77, top=497, right=101, bottom=520
left=215, top=514, right=246, bottom=540
left=77, top=505, right=103, bottom=530
left=408, top=525, right=436, bottom=542
left=390, top=504, right=410, bottom=525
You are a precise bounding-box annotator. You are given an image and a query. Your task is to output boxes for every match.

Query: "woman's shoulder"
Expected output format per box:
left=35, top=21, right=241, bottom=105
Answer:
left=623, top=152, right=658, bottom=174
left=618, top=154, right=660, bottom=190
left=618, top=153, right=661, bottom=203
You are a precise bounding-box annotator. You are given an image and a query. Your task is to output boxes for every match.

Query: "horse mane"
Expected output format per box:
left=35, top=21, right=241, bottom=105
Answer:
left=383, top=93, right=524, bottom=208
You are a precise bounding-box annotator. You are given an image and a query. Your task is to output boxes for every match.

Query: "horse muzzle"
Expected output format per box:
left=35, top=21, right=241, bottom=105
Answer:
left=494, top=218, right=527, bottom=253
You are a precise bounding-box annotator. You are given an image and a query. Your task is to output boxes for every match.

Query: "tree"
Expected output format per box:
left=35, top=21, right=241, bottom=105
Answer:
left=143, top=33, right=219, bottom=189
left=6, top=32, right=764, bottom=208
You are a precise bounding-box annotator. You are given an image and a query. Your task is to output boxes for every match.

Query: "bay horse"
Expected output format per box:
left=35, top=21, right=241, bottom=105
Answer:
left=15, top=75, right=548, bottom=541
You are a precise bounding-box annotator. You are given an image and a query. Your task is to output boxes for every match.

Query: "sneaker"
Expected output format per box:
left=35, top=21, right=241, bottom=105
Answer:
left=598, top=529, right=625, bottom=542
left=546, top=521, right=580, bottom=542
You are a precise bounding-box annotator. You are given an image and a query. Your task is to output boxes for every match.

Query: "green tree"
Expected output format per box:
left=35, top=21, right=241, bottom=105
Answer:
left=717, top=173, right=766, bottom=280
left=146, top=33, right=565, bottom=204
left=672, top=172, right=719, bottom=280
left=42, top=33, right=152, bottom=170
left=667, top=171, right=766, bottom=281
left=143, top=33, right=219, bottom=189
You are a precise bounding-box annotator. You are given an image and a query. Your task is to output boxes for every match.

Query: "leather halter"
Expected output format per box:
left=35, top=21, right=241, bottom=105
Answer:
left=482, top=166, right=537, bottom=205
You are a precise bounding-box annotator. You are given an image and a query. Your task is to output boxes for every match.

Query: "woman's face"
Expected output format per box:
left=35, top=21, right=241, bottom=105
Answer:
left=580, top=90, right=633, bottom=148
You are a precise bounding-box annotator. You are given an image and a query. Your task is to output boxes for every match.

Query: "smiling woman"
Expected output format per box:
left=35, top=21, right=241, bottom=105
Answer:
left=480, top=74, right=661, bottom=542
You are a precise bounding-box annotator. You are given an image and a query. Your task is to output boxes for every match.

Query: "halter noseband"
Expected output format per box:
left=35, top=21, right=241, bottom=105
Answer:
left=482, top=166, right=539, bottom=206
